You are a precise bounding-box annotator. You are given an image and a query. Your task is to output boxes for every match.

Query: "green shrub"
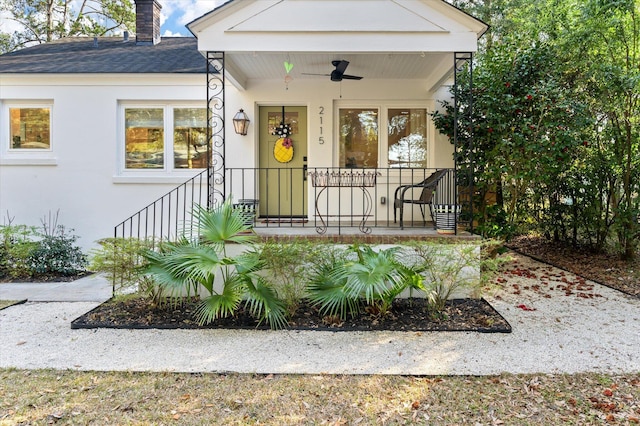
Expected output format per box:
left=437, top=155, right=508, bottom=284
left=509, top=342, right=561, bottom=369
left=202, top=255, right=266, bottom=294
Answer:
left=0, top=224, right=39, bottom=279
left=306, top=241, right=500, bottom=321
left=28, top=225, right=87, bottom=276
left=89, top=237, right=155, bottom=297
left=145, top=201, right=287, bottom=329
left=255, top=240, right=328, bottom=317
left=307, top=244, right=426, bottom=320
left=1, top=212, right=87, bottom=280
left=405, top=240, right=506, bottom=318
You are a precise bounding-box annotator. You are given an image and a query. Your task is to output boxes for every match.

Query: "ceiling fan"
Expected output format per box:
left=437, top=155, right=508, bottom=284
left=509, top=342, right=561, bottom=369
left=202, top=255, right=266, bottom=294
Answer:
left=304, top=60, right=363, bottom=82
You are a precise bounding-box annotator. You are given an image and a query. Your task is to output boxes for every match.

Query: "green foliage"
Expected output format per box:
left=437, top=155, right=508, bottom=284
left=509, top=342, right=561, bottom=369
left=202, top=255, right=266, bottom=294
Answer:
left=254, top=240, right=327, bottom=317
left=0, top=0, right=135, bottom=53
left=436, top=0, right=639, bottom=259
left=28, top=225, right=87, bottom=276
left=0, top=213, right=86, bottom=279
left=144, top=201, right=287, bottom=329
left=0, top=224, right=39, bottom=279
left=307, top=244, right=426, bottom=320
left=89, top=237, right=155, bottom=298
left=407, top=243, right=484, bottom=316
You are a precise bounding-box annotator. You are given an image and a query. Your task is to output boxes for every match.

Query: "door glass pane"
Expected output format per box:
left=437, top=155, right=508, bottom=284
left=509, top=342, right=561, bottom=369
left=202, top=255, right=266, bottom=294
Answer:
left=339, top=108, right=378, bottom=168
left=388, top=108, right=428, bottom=168
left=173, top=108, right=207, bottom=169
left=9, top=108, right=51, bottom=150
left=125, top=108, right=164, bottom=169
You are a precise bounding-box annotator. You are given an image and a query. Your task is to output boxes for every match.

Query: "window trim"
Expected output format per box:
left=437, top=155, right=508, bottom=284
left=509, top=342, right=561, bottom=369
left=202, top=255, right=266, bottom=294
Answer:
left=334, top=101, right=434, bottom=169
left=117, top=102, right=207, bottom=179
left=0, top=100, right=56, bottom=166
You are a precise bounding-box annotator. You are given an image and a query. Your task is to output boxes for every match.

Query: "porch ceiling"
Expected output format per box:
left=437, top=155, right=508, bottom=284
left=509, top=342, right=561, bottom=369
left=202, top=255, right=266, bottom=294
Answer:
left=228, top=51, right=452, bottom=83
left=188, top=0, right=487, bottom=91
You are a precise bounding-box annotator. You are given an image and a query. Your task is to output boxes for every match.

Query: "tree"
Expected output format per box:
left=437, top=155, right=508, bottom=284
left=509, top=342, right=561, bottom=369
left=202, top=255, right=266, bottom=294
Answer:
left=433, top=40, right=591, bottom=239
left=0, top=0, right=135, bottom=53
left=566, top=0, right=640, bottom=259
left=435, top=0, right=639, bottom=259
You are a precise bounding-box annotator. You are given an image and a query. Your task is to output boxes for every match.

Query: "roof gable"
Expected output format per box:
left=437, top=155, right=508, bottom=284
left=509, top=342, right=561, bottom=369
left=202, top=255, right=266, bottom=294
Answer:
left=227, top=1, right=447, bottom=33
left=188, top=0, right=487, bottom=53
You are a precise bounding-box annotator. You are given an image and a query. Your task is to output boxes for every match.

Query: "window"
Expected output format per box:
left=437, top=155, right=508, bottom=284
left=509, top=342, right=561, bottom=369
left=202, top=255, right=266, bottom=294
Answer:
left=338, top=106, right=429, bottom=168
left=1, top=102, right=55, bottom=165
left=9, top=107, right=51, bottom=150
left=121, top=105, right=207, bottom=173
left=339, top=108, right=379, bottom=168
left=387, top=108, right=428, bottom=168
left=173, top=108, right=208, bottom=169
left=125, top=108, right=164, bottom=169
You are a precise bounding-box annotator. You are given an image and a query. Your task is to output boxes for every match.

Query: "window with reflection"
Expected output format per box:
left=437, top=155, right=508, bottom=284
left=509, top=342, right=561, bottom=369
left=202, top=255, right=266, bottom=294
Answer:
left=339, top=108, right=378, bottom=168
left=388, top=108, right=428, bottom=168
left=124, top=108, right=164, bottom=169
left=173, top=108, right=207, bottom=169
left=9, top=108, right=51, bottom=150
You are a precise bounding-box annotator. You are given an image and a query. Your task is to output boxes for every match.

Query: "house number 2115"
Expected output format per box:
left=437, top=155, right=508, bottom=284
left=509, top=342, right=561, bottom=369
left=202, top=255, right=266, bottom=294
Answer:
left=318, top=106, right=325, bottom=144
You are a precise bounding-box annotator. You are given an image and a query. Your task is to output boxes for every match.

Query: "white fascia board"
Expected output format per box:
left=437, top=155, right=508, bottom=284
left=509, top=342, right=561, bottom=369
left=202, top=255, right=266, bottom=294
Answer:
left=196, top=32, right=480, bottom=54
left=188, top=0, right=273, bottom=35
left=426, top=0, right=488, bottom=36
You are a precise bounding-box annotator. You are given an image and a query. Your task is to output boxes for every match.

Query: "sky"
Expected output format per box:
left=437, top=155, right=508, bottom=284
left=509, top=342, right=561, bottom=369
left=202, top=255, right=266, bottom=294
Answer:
left=0, top=0, right=228, bottom=40
left=160, top=0, right=228, bottom=37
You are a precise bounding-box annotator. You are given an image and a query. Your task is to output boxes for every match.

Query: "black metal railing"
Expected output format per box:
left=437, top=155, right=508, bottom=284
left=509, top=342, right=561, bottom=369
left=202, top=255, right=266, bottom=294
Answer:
left=114, top=170, right=209, bottom=246
left=114, top=167, right=462, bottom=245
left=225, top=167, right=460, bottom=232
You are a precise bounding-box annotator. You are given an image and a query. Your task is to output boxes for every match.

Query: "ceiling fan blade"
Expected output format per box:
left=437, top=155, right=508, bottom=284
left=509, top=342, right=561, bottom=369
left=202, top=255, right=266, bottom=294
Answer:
left=302, top=73, right=331, bottom=76
left=341, top=74, right=363, bottom=80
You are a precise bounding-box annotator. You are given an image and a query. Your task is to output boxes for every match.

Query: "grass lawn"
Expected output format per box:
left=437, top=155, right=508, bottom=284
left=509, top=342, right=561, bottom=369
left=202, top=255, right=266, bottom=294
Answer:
left=1, top=369, right=638, bottom=424
left=0, top=300, right=24, bottom=310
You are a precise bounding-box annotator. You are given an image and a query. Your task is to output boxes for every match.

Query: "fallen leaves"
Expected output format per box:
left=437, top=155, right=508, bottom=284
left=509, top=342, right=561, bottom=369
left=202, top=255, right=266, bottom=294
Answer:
left=506, top=235, right=640, bottom=297
left=497, top=257, right=604, bottom=301
left=516, top=304, right=537, bottom=311
left=2, top=369, right=639, bottom=425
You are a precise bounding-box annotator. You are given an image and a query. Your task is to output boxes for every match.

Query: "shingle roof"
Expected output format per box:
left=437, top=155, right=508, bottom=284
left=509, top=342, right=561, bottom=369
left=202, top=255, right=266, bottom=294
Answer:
left=0, top=37, right=206, bottom=74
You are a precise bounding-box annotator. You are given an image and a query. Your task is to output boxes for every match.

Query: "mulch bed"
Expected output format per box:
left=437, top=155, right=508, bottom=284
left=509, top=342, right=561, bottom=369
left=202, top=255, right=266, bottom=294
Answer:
left=71, top=297, right=511, bottom=333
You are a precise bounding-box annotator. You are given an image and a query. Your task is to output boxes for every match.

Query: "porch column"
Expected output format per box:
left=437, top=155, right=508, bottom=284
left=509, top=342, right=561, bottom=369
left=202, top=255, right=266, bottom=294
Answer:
left=454, top=52, right=474, bottom=234
left=206, top=51, right=226, bottom=208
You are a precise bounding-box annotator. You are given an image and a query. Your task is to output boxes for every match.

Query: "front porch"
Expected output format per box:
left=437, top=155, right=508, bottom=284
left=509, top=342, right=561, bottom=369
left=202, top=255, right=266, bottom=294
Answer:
left=113, top=0, right=486, bottom=246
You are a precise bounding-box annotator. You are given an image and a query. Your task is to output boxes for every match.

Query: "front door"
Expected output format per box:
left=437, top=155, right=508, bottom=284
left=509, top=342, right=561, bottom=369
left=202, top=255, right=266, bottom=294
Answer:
left=258, top=106, right=308, bottom=217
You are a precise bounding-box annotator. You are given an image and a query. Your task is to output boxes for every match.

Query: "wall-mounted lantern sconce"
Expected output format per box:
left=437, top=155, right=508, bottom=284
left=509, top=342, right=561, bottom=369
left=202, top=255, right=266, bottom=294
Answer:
left=232, top=109, right=250, bottom=136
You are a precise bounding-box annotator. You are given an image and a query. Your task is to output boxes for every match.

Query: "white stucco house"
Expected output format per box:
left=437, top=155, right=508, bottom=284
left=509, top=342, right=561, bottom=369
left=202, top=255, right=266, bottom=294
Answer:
left=0, top=0, right=487, bottom=249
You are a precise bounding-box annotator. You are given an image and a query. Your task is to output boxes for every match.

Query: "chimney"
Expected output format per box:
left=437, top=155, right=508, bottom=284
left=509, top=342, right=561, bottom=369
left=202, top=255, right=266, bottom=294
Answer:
left=135, top=0, right=162, bottom=45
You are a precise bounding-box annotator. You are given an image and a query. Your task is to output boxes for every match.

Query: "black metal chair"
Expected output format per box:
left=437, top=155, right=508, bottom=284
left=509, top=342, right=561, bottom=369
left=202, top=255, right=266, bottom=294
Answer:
left=393, top=169, right=449, bottom=229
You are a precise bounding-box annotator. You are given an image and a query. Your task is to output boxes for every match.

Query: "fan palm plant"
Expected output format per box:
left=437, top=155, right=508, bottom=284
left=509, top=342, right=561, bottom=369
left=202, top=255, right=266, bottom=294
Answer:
left=144, top=201, right=287, bottom=329
left=307, top=244, right=426, bottom=320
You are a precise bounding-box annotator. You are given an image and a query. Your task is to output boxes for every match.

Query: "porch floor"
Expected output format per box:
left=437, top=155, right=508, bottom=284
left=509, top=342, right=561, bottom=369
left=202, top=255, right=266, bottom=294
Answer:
left=253, top=221, right=479, bottom=243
